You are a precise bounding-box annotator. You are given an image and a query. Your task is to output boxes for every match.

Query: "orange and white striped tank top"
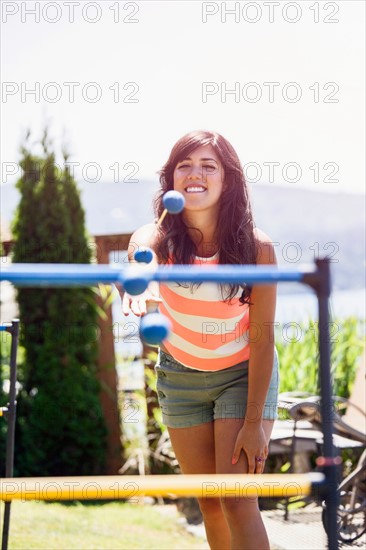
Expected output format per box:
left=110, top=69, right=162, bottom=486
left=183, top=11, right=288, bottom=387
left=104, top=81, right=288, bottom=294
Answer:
left=159, top=253, right=250, bottom=371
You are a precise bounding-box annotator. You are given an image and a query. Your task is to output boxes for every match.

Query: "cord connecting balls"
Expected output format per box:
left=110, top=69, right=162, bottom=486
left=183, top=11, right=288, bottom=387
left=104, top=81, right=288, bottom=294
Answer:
left=131, top=191, right=185, bottom=345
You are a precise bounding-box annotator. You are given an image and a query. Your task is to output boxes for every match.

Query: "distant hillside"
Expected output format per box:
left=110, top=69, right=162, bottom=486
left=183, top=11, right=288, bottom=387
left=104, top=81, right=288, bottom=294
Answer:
left=2, top=181, right=365, bottom=292
left=250, top=184, right=365, bottom=292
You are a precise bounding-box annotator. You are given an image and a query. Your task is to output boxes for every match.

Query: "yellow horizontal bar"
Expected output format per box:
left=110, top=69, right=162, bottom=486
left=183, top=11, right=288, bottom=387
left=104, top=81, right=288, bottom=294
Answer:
left=0, top=474, right=323, bottom=501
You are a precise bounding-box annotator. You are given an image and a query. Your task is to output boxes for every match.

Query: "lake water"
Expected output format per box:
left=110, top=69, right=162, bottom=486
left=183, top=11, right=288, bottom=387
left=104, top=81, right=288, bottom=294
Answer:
left=276, top=287, right=365, bottom=324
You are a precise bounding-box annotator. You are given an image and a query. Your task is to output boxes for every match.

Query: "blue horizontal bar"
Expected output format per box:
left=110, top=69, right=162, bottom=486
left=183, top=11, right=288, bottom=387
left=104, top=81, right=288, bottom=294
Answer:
left=153, top=265, right=309, bottom=284
left=0, top=263, right=317, bottom=286
left=0, top=264, right=121, bottom=287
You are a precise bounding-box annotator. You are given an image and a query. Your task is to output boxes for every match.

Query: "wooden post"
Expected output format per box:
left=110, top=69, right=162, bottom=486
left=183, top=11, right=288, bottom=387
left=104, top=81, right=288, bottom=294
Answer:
left=94, top=234, right=131, bottom=474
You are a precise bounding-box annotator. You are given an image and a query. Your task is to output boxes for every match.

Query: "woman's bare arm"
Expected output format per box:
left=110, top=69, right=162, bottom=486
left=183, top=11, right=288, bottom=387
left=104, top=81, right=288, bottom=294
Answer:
left=121, top=223, right=162, bottom=316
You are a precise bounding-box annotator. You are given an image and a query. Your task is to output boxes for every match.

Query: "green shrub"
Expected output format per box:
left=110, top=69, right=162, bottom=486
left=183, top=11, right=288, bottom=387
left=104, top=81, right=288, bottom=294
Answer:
left=0, top=334, right=10, bottom=475
left=11, top=130, right=107, bottom=476
left=276, top=316, right=365, bottom=397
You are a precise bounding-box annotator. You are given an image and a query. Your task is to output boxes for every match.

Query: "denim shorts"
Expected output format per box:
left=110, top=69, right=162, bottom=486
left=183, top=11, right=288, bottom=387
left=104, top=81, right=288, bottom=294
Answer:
left=155, top=349, right=280, bottom=428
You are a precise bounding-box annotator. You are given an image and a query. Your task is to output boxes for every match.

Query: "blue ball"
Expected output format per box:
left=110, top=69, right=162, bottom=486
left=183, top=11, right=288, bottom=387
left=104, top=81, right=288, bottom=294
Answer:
left=140, top=313, right=171, bottom=345
left=123, top=274, right=149, bottom=296
left=134, top=248, right=154, bottom=264
left=162, top=190, right=185, bottom=214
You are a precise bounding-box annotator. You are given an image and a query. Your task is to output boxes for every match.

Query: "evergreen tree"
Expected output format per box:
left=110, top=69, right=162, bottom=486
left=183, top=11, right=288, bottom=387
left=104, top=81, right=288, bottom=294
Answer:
left=12, top=130, right=107, bottom=476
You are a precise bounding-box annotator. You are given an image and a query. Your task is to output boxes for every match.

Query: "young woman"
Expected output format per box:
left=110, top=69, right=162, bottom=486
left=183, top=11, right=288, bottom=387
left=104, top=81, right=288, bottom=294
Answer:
left=122, top=130, right=279, bottom=550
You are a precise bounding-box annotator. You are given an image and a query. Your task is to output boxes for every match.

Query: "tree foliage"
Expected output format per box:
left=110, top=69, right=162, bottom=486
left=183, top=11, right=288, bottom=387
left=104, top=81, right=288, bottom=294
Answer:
left=9, top=130, right=107, bottom=476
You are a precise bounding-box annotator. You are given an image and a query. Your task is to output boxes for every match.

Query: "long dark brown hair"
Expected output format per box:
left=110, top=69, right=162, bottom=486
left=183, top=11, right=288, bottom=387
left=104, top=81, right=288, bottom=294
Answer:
left=154, top=130, right=257, bottom=304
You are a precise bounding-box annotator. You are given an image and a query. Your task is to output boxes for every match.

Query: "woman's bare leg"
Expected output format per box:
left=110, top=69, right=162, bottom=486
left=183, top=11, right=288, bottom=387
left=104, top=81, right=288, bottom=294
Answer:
left=168, top=423, right=231, bottom=550
left=214, top=419, right=274, bottom=550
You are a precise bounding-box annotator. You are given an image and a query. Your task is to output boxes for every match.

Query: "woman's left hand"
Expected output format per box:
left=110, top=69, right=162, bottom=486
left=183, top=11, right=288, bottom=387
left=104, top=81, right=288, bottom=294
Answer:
left=231, top=422, right=268, bottom=474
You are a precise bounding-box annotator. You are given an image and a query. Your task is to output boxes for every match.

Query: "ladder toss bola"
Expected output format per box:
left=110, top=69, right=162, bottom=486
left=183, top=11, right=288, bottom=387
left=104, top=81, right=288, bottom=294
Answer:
left=0, top=191, right=340, bottom=550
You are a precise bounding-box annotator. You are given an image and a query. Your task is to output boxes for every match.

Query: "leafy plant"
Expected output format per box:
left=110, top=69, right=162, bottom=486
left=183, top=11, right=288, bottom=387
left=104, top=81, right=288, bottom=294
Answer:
left=276, top=316, right=365, bottom=398
left=119, top=352, right=180, bottom=478
left=10, top=129, right=107, bottom=476
left=0, top=333, right=10, bottom=474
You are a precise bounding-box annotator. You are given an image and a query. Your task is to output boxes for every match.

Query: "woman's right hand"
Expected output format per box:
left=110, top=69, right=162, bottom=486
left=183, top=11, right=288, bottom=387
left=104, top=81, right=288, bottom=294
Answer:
left=122, top=288, right=162, bottom=317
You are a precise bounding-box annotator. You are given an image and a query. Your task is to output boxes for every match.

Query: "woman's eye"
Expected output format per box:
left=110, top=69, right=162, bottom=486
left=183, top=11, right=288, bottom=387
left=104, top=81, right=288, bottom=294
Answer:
left=178, top=164, right=190, bottom=169
left=203, top=165, right=216, bottom=172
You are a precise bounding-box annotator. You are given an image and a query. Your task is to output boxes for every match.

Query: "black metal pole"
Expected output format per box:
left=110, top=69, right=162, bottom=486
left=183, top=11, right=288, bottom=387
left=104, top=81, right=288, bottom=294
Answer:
left=315, top=259, right=339, bottom=550
left=1, top=319, right=19, bottom=550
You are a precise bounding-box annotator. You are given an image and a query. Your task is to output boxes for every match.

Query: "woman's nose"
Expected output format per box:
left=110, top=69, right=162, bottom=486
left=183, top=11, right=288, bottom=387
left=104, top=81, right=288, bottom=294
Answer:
left=187, top=166, right=202, bottom=179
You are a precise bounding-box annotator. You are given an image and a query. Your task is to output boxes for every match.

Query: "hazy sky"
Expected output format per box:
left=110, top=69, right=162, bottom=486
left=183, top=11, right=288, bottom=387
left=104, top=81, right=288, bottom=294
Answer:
left=1, top=1, right=365, bottom=194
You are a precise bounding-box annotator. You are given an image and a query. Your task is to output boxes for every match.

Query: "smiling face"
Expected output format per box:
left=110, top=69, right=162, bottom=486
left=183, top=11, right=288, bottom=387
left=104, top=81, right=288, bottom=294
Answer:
left=173, top=145, right=225, bottom=216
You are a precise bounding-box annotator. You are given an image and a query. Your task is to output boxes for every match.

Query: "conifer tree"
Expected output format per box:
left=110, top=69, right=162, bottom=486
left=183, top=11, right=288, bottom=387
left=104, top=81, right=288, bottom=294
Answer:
left=12, top=130, right=107, bottom=476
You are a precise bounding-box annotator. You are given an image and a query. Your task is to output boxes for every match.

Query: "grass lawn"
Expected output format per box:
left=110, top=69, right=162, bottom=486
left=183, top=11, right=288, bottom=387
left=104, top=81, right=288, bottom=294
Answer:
left=1, top=500, right=209, bottom=549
